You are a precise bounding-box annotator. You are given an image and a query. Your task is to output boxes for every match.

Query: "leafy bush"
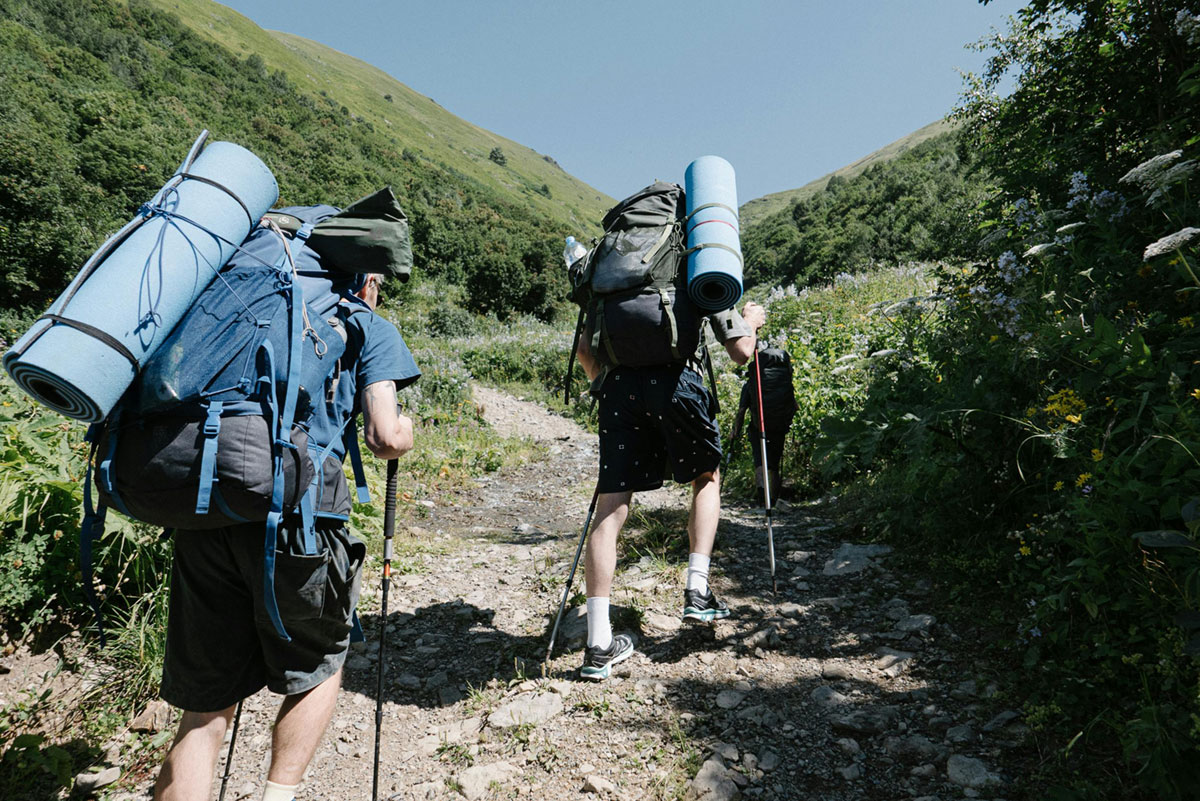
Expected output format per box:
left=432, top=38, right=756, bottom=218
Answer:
left=757, top=5, right=1200, bottom=794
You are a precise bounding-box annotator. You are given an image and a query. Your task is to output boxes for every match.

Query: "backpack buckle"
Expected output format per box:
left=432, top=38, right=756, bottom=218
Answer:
left=202, top=402, right=224, bottom=437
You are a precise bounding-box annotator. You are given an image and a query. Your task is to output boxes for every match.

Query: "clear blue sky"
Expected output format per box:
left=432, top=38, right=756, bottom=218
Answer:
left=218, top=0, right=1024, bottom=203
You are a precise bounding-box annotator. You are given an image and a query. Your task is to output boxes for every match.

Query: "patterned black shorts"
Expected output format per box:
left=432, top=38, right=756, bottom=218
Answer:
left=596, top=365, right=722, bottom=494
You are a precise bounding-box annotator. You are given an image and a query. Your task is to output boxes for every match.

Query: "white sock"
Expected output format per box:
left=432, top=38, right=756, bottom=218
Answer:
left=263, top=780, right=298, bottom=801
left=586, top=596, right=612, bottom=650
left=686, top=553, right=711, bottom=594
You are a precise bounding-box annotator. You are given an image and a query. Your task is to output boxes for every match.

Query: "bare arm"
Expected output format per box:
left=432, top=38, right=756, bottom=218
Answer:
left=361, top=380, right=414, bottom=459
left=576, top=322, right=601, bottom=382
left=722, top=301, right=766, bottom=366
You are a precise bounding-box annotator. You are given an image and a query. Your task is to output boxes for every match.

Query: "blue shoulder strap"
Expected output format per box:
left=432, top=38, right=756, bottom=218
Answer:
left=343, top=417, right=371, bottom=504
left=259, top=271, right=308, bottom=642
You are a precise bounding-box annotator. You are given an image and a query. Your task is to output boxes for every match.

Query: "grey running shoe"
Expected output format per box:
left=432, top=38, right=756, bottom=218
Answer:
left=580, top=633, right=635, bottom=681
left=682, top=588, right=731, bottom=622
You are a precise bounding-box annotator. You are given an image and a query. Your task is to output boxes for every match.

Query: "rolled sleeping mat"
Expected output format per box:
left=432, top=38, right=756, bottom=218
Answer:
left=685, top=155, right=743, bottom=312
left=3, top=132, right=279, bottom=422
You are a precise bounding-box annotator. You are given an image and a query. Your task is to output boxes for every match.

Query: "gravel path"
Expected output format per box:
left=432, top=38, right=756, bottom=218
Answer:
left=62, top=384, right=1030, bottom=800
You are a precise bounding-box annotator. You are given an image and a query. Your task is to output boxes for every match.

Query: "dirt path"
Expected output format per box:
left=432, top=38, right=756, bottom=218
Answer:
left=72, top=384, right=1028, bottom=800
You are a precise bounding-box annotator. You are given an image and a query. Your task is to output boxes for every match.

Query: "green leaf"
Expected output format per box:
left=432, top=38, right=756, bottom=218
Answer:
left=1133, top=530, right=1198, bottom=549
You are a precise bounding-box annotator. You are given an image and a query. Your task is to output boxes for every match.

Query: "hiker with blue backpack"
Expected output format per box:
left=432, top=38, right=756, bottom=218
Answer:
left=150, top=210, right=418, bottom=801
left=2, top=133, right=420, bottom=801
left=563, top=180, right=766, bottom=680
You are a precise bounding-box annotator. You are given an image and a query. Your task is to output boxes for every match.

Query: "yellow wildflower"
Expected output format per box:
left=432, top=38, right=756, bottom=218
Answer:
left=1044, top=388, right=1087, bottom=419
left=1091, top=449, right=1104, bottom=462
left=1076, top=472, right=1092, bottom=487
left=1019, top=544, right=1032, bottom=556
left=989, top=335, right=999, bottom=343
left=1053, top=481, right=1064, bottom=491
left=1192, top=389, right=1200, bottom=401
left=1065, top=414, right=1082, bottom=424
left=1179, top=316, right=1195, bottom=329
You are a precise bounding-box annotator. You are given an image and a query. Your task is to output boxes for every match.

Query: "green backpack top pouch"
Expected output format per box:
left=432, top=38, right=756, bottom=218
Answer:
left=307, top=186, right=413, bottom=281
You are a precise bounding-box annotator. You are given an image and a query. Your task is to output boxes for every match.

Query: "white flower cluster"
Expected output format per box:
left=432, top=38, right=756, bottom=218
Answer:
left=834, top=271, right=871, bottom=289
left=1177, top=10, right=1200, bottom=46
left=1120, top=150, right=1197, bottom=206
left=1143, top=228, right=1200, bottom=261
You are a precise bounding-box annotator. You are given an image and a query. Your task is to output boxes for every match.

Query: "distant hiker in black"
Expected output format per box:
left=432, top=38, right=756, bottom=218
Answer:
left=575, top=298, right=766, bottom=680
left=153, top=273, right=417, bottom=801
left=732, top=345, right=798, bottom=504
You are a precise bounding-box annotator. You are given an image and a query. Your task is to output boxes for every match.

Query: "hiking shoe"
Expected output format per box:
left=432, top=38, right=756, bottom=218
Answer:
left=682, top=588, right=731, bottom=622
left=580, top=634, right=635, bottom=681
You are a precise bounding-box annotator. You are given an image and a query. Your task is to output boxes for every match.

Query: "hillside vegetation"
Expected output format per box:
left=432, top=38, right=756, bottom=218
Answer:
left=742, top=130, right=989, bottom=287
left=739, top=119, right=956, bottom=228
left=0, top=0, right=608, bottom=326
left=142, top=0, right=611, bottom=230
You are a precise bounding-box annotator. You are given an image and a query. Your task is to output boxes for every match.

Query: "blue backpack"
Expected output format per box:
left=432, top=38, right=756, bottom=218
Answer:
left=84, top=192, right=411, bottom=641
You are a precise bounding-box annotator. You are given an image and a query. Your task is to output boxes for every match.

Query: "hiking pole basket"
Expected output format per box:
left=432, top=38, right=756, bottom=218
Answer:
left=372, top=458, right=398, bottom=801
left=217, top=700, right=243, bottom=801
left=545, top=484, right=600, bottom=666
left=753, top=351, right=778, bottom=595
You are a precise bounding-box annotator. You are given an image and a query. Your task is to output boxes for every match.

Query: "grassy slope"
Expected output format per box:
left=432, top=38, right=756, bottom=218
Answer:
left=739, top=118, right=955, bottom=227
left=144, top=0, right=612, bottom=232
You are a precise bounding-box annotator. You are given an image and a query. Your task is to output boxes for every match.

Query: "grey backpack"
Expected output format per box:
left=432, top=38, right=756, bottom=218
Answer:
left=565, top=183, right=707, bottom=400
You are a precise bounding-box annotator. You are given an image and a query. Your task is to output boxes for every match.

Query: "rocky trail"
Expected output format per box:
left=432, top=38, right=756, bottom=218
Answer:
left=18, top=385, right=1032, bottom=800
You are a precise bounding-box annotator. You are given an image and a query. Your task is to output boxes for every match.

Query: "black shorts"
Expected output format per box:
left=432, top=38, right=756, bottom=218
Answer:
left=749, top=424, right=790, bottom=471
left=160, top=521, right=365, bottom=712
left=596, top=365, right=722, bottom=494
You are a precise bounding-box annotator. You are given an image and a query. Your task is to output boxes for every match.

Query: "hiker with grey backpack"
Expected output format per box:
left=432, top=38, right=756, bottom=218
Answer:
left=564, top=181, right=765, bottom=680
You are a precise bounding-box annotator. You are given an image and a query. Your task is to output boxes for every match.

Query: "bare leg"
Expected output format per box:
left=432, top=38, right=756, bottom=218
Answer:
left=584, top=491, right=632, bottom=598
left=153, top=706, right=236, bottom=801
left=688, top=470, right=721, bottom=556
left=267, top=669, right=343, bottom=785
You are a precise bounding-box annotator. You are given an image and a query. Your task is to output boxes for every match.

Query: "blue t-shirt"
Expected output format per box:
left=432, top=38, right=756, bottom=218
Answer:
left=307, top=301, right=420, bottom=517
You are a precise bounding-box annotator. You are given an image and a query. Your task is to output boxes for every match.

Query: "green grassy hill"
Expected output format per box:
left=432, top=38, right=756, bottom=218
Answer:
left=145, top=0, right=611, bottom=230
left=739, top=118, right=955, bottom=227
left=0, top=0, right=609, bottom=321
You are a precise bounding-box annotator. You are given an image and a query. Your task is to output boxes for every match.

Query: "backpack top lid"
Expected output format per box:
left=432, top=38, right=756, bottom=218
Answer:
left=309, top=187, right=412, bottom=282
left=264, top=187, right=412, bottom=282
left=601, top=181, right=685, bottom=232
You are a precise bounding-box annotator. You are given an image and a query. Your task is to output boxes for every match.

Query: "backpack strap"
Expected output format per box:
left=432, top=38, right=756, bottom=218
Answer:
left=257, top=271, right=308, bottom=642
left=656, top=288, right=682, bottom=362
left=95, top=409, right=132, bottom=519
left=343, top=417, right=371, bottom=504
left=564, top=307, right=585, bottom=404
left=194, top=401, right=224, bottom=515
left=684, top=203, right=739, bottom=226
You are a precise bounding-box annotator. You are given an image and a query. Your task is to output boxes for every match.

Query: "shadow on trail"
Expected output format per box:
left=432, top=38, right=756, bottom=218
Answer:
left=342, top=600, right=551, bottom=710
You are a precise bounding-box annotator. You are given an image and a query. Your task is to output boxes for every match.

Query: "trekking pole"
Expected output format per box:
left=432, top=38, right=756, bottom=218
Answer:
left=752, top=352, right=778, bottom=595
left=216, top=700, right=243, bottom=801
left=545, top=484, right=600, bottom=666
left=372, top=458, right=398, bottom=801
